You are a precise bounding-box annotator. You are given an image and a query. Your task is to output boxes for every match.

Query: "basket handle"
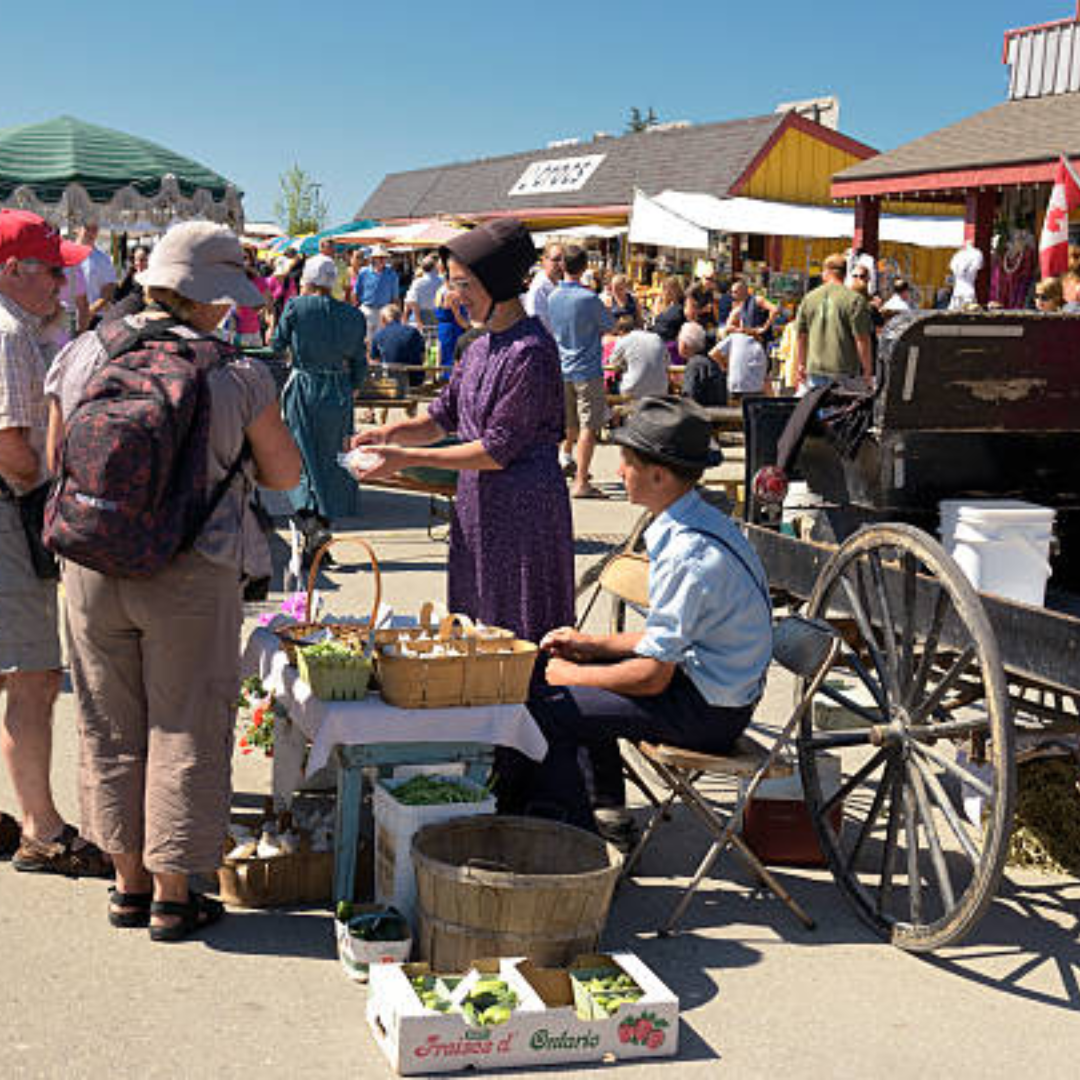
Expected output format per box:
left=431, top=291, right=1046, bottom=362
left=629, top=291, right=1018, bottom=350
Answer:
left=418, top=600, right=448, bottom=631
left=305, top=536, right=383, bottom=632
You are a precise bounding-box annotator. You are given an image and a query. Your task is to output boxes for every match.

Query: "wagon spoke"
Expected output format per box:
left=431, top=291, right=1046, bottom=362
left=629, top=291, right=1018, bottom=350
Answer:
left=839, top=570, right=890, bottom=706
left=908, top=759, right=955, bottom=912
left=821, top=747, right=889, bottom=817
left=838, top=648, right=889, bottom=714
left=877, top=761, right=904, bottom=915
left=899, top=552, right=918, bottom=690
left=866, top=549, right=901, bottom=704
left=845, top=753, right=896, bottom=873
left=815, top=683, right=883, bottom=727
left=911, top=739, right=993, bottom=799
left=907, top=586, right=949, bottom=708
left=903, top=782, right=923, bottom=923
left=910, top=645, right=977, bottom=725
left=910, top=752, right=980, bottom=865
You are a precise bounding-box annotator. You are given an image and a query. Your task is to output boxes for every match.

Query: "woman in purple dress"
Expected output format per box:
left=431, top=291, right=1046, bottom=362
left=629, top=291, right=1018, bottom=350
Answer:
left=350, top=219, right=574, bottom=643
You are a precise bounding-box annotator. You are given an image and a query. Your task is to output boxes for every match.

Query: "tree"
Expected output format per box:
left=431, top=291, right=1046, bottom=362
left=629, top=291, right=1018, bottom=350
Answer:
left=274, top=164, right=329, bottom=235
left=625, top=106, right=659, bottom=133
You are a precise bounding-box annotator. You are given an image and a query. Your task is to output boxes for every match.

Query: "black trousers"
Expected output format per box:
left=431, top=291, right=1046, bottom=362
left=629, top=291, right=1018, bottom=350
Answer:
left=507, top=669, right=756, bottom=831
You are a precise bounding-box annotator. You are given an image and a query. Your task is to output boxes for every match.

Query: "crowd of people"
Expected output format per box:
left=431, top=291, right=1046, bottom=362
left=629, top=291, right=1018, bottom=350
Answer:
left=3, top=205, right=1077, bottom=948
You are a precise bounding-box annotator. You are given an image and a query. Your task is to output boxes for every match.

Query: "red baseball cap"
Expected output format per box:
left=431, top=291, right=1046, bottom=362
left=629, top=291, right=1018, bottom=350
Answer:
left=0, top=210, right=90, bottom=267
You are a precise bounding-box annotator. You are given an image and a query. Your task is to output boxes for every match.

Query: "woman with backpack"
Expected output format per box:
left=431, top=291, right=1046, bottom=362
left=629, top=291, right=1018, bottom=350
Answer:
left=43, top=222, right=301, bottom=941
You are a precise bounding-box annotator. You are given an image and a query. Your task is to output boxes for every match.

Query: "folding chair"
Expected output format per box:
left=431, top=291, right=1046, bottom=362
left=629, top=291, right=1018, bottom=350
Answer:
left=621, top=613, right=841, bottom=935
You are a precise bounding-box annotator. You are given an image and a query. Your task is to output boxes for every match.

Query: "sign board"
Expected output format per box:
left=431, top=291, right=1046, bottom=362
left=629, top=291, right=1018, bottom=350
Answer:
left=509, top=155, right=606, bottom=197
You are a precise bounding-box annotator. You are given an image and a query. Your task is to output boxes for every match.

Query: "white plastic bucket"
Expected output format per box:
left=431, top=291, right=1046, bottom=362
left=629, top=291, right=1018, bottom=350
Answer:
left=939, top=499, right=1055, bottom=606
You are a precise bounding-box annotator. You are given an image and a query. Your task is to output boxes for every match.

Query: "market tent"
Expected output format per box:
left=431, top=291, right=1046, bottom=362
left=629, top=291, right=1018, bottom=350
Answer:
left=531, top=224, right=628, bottom=247
left=0, top=115, right=243, bottom=230
left=629, top=190, right=964, bottom=251
left=326, top=219, right=466, bottom=248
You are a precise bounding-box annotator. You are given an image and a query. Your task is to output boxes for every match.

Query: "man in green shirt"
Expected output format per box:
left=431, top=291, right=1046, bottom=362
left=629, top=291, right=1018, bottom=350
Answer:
left=794, top=252, right=874, bottom=388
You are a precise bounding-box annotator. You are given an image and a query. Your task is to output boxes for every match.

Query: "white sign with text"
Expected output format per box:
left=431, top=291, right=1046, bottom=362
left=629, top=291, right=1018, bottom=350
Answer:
left=509, top=154, right=606, bottom=197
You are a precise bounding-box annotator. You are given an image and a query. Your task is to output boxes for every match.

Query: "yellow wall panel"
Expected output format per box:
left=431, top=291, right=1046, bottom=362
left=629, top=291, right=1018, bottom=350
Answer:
left=742, top=128, right=863, bottom=206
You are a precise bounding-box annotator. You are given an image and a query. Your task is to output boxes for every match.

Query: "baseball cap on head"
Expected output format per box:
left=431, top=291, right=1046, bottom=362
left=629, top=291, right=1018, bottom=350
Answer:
left=301, top=254, right=338, bottom=290
left=138, top=221, right=264, bottom=308
left=0, top=209, right=90, bottom=267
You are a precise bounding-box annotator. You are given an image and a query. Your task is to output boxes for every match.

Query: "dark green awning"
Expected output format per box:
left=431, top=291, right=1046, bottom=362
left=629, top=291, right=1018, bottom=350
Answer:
left=0, top=115, right=237, bottom=203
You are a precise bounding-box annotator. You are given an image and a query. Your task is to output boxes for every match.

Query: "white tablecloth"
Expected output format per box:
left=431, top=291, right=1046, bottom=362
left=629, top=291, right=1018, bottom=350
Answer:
left=241, top=628, right=548, bottom=777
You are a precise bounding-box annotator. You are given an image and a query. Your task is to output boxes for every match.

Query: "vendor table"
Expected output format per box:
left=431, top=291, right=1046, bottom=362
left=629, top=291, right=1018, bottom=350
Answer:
left=242, top=628, right=548, bottom=902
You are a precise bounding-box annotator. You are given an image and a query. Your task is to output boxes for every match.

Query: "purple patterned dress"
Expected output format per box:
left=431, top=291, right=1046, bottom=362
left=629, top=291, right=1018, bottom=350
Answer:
left=427, top=316, right=574, bottom=643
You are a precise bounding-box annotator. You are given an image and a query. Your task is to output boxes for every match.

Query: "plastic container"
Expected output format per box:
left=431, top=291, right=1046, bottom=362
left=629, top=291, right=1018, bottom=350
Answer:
left=939, top=499, right=1055, bottom=606
left=740, top=753, right=842, bottom=867
left=373, top=776, right=496, bottom=927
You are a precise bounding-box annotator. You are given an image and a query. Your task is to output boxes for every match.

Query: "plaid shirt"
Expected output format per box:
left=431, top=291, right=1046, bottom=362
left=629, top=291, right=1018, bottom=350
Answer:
left=0, top=291, right=49, bottom=486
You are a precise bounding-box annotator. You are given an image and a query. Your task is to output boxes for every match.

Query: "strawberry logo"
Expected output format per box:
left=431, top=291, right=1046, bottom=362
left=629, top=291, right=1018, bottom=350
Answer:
left=646, top=1030, right=665, bottom=1050
left=618, top=1023, right=634, bottom=1044
left=620, top=1012, right=670, bottom=1051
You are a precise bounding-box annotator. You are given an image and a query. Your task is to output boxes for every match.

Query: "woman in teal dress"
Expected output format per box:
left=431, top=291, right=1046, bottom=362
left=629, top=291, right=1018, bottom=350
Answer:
left=273, top=255, right=368, bottom=555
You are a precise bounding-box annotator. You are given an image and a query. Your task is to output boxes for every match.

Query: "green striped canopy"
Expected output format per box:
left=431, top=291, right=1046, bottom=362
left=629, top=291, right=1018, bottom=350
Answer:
left=0, top=115, right=236, bottom=203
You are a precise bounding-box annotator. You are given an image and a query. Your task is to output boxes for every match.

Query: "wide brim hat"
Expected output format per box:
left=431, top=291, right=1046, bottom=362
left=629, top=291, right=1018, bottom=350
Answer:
left=369, top=245, right=390, bottom=258
left=610, top=395, right=721, bottom=471
left=139, top=222, right=265, bottom=307
left=440, top=218, right=536, bottom=303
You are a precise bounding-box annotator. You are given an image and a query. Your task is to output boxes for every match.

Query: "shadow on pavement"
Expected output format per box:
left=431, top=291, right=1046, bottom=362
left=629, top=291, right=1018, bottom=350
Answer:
left=926, top=876, right=1080, bottom=1012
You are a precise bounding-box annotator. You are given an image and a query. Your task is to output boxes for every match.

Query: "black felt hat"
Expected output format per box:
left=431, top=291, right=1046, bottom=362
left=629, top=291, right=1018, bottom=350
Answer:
left=610, top=395, right=721, bottom=471
left=440, top=218, right=537, bottom=302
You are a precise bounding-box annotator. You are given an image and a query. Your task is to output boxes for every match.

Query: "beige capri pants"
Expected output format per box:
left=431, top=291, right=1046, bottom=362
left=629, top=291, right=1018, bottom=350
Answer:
left=63, top=550, right=243, bottom=875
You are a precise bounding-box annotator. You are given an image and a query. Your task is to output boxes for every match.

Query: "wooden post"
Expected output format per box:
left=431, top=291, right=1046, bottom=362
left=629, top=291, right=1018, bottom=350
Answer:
left=853, top=196, right=880, bottom=258
left=731, top=233, right=743, bottom=274
left=965, top=189, right=997, bottom=304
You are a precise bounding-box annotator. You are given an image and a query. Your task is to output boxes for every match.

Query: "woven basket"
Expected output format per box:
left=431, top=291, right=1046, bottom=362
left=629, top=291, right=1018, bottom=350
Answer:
left=376, top=612, right=537, bottom=708
left=275, top=536, right=381, bottom=665
left=217, top=839, right=333, bottom=909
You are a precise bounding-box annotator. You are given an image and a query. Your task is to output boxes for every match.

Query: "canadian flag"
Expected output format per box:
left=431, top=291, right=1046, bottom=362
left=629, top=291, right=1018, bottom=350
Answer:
left=1039, top=155, right=1080, bottom=278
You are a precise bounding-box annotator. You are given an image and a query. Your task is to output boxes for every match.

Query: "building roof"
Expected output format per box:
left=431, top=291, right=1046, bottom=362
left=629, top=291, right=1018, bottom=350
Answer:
left=359, top=113, right=871, bottom=222
left=833, top=92, right=1080, bottom=198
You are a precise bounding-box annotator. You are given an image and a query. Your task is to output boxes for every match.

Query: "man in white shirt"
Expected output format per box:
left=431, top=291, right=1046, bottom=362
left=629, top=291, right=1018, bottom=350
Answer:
left=711, top=329, right=768, bottom=397
left=524, top=242, right=564, bottom=333
left=882, top=278, right=914, bottom=316
left=75, top=221, right=117, bottom=319
left=404, top=254, right=443, bottom=329
left=609, top=316, right=669, bottom=400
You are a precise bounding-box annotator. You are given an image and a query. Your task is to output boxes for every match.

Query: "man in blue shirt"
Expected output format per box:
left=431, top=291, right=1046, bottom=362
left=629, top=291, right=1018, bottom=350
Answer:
left=370, top=303, right=425, bottom=387
left=356, top=246, right=399, bottom=349
left=546, top=245, right=613, bottom=497
left=519, top=396, right=773, bottom=833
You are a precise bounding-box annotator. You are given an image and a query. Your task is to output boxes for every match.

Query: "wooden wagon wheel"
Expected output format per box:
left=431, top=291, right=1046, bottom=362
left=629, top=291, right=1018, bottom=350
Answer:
left=800, top=523, right=1014, bottom=951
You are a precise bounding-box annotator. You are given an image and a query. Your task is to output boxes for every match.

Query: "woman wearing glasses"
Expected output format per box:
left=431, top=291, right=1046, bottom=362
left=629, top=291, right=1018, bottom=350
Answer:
left=1034, top=277, right=1063, bottom=311
left=350, top=219, right=574, bottom=646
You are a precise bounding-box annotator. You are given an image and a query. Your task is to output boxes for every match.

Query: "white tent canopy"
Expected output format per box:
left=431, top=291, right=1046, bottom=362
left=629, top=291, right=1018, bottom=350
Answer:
left=628, top=190, right=964, bottom=251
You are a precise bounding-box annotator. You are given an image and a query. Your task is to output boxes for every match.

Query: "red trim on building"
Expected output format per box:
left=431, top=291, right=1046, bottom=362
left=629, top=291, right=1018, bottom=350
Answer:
left=729, top=113, right=877, bottom=196
left=832, top=160, right=1058, bottom=200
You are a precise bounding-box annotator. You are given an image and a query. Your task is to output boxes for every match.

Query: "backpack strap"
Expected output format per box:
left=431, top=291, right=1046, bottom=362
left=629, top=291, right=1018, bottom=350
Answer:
left=96, top=316, right=183, bottom=359
left=181, top=440, right=253, bottom=552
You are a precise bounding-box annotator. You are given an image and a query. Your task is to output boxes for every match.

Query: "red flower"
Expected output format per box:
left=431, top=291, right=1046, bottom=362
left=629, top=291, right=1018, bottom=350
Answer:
left=241, top=747, right=253, bottom=756
left=252, top=706, right=266, bottom=728
left=239, top=736, right=248, bottom=748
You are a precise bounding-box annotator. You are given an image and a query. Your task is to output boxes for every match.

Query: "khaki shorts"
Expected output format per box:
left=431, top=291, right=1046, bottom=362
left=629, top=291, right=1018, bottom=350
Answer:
left=563, top=378, right=608, bottom=435
left=0, top=499, right=60, bottom=673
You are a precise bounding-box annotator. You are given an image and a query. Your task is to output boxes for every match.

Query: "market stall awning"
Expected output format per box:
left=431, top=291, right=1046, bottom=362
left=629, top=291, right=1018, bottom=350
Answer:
left=628, top=190, right=963, bottom=251
left=326, top=219, right=467, bottom=248
left=531, top=224, right=628, bottom=247
left=0, top=115, right=243, bottom=229
left=297, top=219, right=377, bottom=255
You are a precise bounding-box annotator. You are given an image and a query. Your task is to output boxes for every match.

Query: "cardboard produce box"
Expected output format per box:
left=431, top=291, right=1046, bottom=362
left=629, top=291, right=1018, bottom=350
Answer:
left=367, top=953, right=678, bottom=1074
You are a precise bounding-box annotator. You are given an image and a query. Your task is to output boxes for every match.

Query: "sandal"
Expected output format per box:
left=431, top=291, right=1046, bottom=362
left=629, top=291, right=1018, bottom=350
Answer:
left=571, top=485, right=609, bottom=500
left=149, top=892, right=225, bottom=943
left=108, top=887, right=153, bottom=928
left=12, top=823, right=113, bottom=878
left=0, top=812, right=19, bottom=859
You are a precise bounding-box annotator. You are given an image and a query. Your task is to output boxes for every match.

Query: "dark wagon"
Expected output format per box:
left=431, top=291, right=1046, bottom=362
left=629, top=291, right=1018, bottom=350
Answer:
left=739, top=310, right=1080, bottom=951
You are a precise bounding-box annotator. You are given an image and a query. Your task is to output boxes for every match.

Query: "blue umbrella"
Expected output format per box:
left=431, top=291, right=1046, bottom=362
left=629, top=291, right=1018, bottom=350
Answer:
left=298, top=219, right=378, bottom=256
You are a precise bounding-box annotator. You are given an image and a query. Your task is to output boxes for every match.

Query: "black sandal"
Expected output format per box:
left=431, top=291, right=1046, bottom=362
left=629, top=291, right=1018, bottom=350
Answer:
left=108, top=887, right=153, bottom=928
left=149, top=892, right=225, bottom=943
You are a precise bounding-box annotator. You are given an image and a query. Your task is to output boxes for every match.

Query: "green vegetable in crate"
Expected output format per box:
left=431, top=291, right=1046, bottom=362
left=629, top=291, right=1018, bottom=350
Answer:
left=460, top=978, right=518, bottom=1028
left=390, top=775, right=486, bottom=806
left=410, top=975, right=453, bottom=1013
left=582, top=972, right=644, bottom=1015
left=301, top=638, right=368, bottom=660
left=335, top=901, right=409, bottom=942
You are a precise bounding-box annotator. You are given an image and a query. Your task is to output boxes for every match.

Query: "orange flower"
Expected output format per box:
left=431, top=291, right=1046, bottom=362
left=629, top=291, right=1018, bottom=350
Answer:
left=252, top=706, right=265, bottom=729
left=239, top=736, right=248, bottom=747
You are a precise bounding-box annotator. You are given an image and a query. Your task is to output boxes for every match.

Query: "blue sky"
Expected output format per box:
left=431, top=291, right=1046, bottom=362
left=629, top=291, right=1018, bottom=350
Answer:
left=0, top=2, right=1068, bottom=225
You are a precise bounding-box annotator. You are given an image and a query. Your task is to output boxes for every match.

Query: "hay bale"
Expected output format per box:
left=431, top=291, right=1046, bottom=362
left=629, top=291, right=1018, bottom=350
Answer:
left=1006, top=756, right=1080, bottom=875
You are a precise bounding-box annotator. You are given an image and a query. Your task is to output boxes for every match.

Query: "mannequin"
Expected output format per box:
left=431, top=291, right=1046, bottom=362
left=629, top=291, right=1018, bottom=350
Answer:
left=990, top=228, right=1036, bottom=309
left=948, top=240, right=984, bottom=310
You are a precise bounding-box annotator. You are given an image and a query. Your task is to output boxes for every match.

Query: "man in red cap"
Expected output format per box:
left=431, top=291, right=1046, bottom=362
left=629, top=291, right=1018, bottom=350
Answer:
left=0, top=210, right=108, bottom=874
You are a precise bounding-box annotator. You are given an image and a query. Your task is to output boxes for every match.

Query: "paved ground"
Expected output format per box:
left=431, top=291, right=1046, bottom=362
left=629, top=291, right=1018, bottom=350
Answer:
left=2, top=444, right=1079, bottom=1079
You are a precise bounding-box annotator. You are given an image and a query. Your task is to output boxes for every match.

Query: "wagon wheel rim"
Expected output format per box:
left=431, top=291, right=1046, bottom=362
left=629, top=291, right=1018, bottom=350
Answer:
left=800, top=523, right=1015, bottom=951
